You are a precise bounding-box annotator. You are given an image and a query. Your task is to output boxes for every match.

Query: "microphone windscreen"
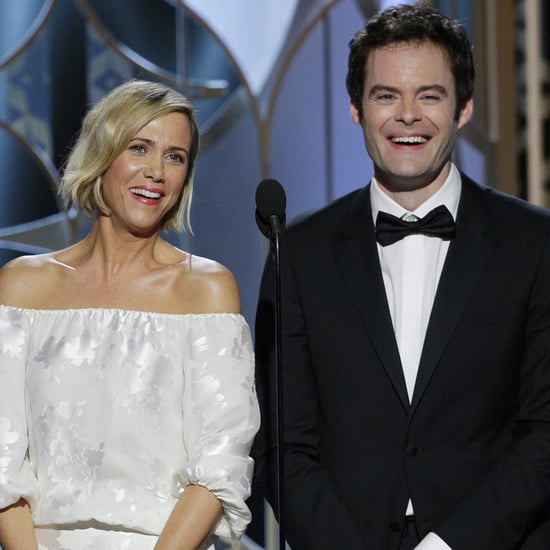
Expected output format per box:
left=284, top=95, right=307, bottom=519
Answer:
left=255, top=178, right=286, bottom=222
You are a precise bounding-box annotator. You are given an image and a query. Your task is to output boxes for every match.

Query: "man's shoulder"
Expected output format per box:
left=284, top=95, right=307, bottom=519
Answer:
left=462, top=174, right=550, bottom=224
left=286, top=187, right=367, bottom=238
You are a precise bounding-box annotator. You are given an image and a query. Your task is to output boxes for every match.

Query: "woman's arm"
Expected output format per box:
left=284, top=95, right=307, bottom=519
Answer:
left=0, top=498, right=38, bottom=550
left=0, top=267, right=39, bottom=550
left=154, top=485, right=222, bottom=550
left=165, top=260, right=259, bottom=546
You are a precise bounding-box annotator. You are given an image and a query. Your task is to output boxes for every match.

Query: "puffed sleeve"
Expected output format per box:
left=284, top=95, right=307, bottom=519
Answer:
left=0, top=306, right=39, bottom=511
left=172, top=314, right=261, bottom=540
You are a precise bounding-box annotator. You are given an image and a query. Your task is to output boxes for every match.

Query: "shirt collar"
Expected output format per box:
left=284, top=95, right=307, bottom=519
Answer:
left=370, top=164, right=462, bottom=224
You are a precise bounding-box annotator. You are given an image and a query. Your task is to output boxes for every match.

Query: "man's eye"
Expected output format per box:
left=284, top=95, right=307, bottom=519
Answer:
left=377, top=93, right=395, bottom=101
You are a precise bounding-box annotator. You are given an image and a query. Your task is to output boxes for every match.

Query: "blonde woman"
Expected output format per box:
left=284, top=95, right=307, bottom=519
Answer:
left=0, top=80, right=260, bottom=550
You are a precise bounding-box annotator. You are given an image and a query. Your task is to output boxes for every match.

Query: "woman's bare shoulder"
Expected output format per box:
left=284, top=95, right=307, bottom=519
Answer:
left=0, top=253, right=68, bottom=307
left=174, top=253, right=241, bottom=314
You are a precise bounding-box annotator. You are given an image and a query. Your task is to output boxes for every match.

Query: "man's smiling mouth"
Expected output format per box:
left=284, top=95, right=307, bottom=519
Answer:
left=391, top=136, right=428, bottom=144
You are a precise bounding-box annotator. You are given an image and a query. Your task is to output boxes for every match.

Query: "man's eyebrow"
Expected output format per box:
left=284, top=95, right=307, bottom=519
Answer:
left=367, top=84, right=399, bottom=97
left=367, top=84, right=449, bottom=97
left=417, top=84, right=448, bottom=96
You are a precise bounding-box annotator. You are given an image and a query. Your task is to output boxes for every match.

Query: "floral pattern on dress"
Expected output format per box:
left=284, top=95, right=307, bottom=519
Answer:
left=0, top=306, right=260, bottom=547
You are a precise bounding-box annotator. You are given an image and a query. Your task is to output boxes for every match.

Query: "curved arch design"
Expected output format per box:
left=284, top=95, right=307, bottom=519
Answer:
left=75, top=0, right=179, bottom=83
left=0, top=121, right=71, bottom=252
left=76, top=0, right=232, bottom=101
left=0, top=120, right=59, bottom=187
left=180, top=0, right=340, bottom=177
left=0, top=0, right=57, bottom=68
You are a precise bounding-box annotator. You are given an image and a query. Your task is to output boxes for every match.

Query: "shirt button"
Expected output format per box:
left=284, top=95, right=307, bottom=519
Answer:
left=406, top=441, right=419, bottom=456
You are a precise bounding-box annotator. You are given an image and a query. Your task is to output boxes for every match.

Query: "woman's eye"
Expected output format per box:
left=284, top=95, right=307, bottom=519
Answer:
left=167, top=152, right=188, bottom=164
left=129, top=144, right=146, bottom=153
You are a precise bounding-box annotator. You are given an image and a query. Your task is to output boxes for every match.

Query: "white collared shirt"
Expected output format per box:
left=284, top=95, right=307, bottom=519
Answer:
left=371, top=164, right=461, bottom=402
left=370, top=164, right=461, bottom=550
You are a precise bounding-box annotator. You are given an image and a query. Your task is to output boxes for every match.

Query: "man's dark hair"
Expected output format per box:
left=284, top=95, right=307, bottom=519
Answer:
left=346, top=2, right=475, bottom=121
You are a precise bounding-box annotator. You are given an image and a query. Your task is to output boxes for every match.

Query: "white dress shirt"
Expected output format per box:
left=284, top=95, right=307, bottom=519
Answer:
left=370, top=164, right=462, bottom=550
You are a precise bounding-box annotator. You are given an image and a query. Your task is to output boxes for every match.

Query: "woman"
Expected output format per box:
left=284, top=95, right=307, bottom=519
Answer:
left=0, top=80, right=260, bottom=550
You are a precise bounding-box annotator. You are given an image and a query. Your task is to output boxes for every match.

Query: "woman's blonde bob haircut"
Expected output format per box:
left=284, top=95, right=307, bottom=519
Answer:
left=60, top=79, right=200, bottom=233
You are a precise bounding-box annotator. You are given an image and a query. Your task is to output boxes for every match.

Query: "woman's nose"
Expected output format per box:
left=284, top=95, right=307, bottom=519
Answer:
left=143, top=157, right=165, bottom=183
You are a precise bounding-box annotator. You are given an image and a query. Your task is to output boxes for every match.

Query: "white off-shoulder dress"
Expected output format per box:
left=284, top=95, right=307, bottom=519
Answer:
left=0, top=306, right=260, bottom=550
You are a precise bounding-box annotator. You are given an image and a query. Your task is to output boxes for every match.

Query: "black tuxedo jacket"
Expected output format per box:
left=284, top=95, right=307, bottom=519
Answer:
left=254, top=174, right=550, bottom=550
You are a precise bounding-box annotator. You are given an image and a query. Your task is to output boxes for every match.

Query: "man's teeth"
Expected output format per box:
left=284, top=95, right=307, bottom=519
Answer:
left=392, top=136, right=428, bottom=144
left=131, top=188, right=161, bottom=199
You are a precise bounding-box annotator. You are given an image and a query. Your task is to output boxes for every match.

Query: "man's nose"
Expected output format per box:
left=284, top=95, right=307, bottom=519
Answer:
left=396, top=98, right=421, bottom=125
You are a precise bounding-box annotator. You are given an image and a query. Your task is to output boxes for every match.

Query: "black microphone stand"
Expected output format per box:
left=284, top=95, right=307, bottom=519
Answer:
left=267, top=213, right=285, bottom=550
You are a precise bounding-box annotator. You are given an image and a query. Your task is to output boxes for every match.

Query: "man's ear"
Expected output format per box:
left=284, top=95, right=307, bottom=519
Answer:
left=457, top=97, right=474, bottom=129
left=349, top=101, right=362, bottom=125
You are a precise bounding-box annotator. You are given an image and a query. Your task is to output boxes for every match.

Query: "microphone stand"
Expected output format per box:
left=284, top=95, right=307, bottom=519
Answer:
left=267, top=213, right=285, bottom=550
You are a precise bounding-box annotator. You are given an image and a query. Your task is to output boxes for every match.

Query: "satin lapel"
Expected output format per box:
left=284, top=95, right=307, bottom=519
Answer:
left=411, top=176, right=496, bottom=411
left=333, top=186, right=410, bottom=410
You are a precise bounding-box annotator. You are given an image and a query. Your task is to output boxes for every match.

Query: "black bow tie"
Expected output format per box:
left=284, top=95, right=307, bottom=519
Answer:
left=375, top=205, right=456, bottom=246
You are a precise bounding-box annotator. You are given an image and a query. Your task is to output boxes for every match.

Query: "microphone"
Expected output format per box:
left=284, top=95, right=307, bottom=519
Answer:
left=255, top=178, right=287, bottom=548
left=255, top=178, right=286, bottom=238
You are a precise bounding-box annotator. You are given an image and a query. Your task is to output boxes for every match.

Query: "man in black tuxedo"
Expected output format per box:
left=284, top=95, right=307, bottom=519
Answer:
left=254, top=3, right=550, bottom=550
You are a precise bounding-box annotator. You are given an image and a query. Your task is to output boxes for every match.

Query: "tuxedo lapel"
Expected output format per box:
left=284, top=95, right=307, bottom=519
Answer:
left=411, top=176, right=496, bottom=410
left=333, top=186, right=410, bottom=410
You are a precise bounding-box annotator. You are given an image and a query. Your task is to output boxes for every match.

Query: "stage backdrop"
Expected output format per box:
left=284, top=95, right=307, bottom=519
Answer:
left=0, top=1, right=544, bottom=548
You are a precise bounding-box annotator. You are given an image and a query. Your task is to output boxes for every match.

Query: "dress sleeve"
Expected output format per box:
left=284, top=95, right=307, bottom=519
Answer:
left=0, top=307, right=39, bottom=511
left=172, top=314, right=260, bottom=541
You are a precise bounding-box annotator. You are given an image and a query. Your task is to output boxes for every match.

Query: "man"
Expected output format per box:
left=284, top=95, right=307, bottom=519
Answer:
left=254, top=3, right=550, bottom=550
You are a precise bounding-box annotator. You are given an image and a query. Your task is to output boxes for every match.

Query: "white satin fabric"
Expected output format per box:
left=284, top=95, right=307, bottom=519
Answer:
left=34, top=527, right=158, bottom=550
left=0, top=306, right=260, bottom=548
